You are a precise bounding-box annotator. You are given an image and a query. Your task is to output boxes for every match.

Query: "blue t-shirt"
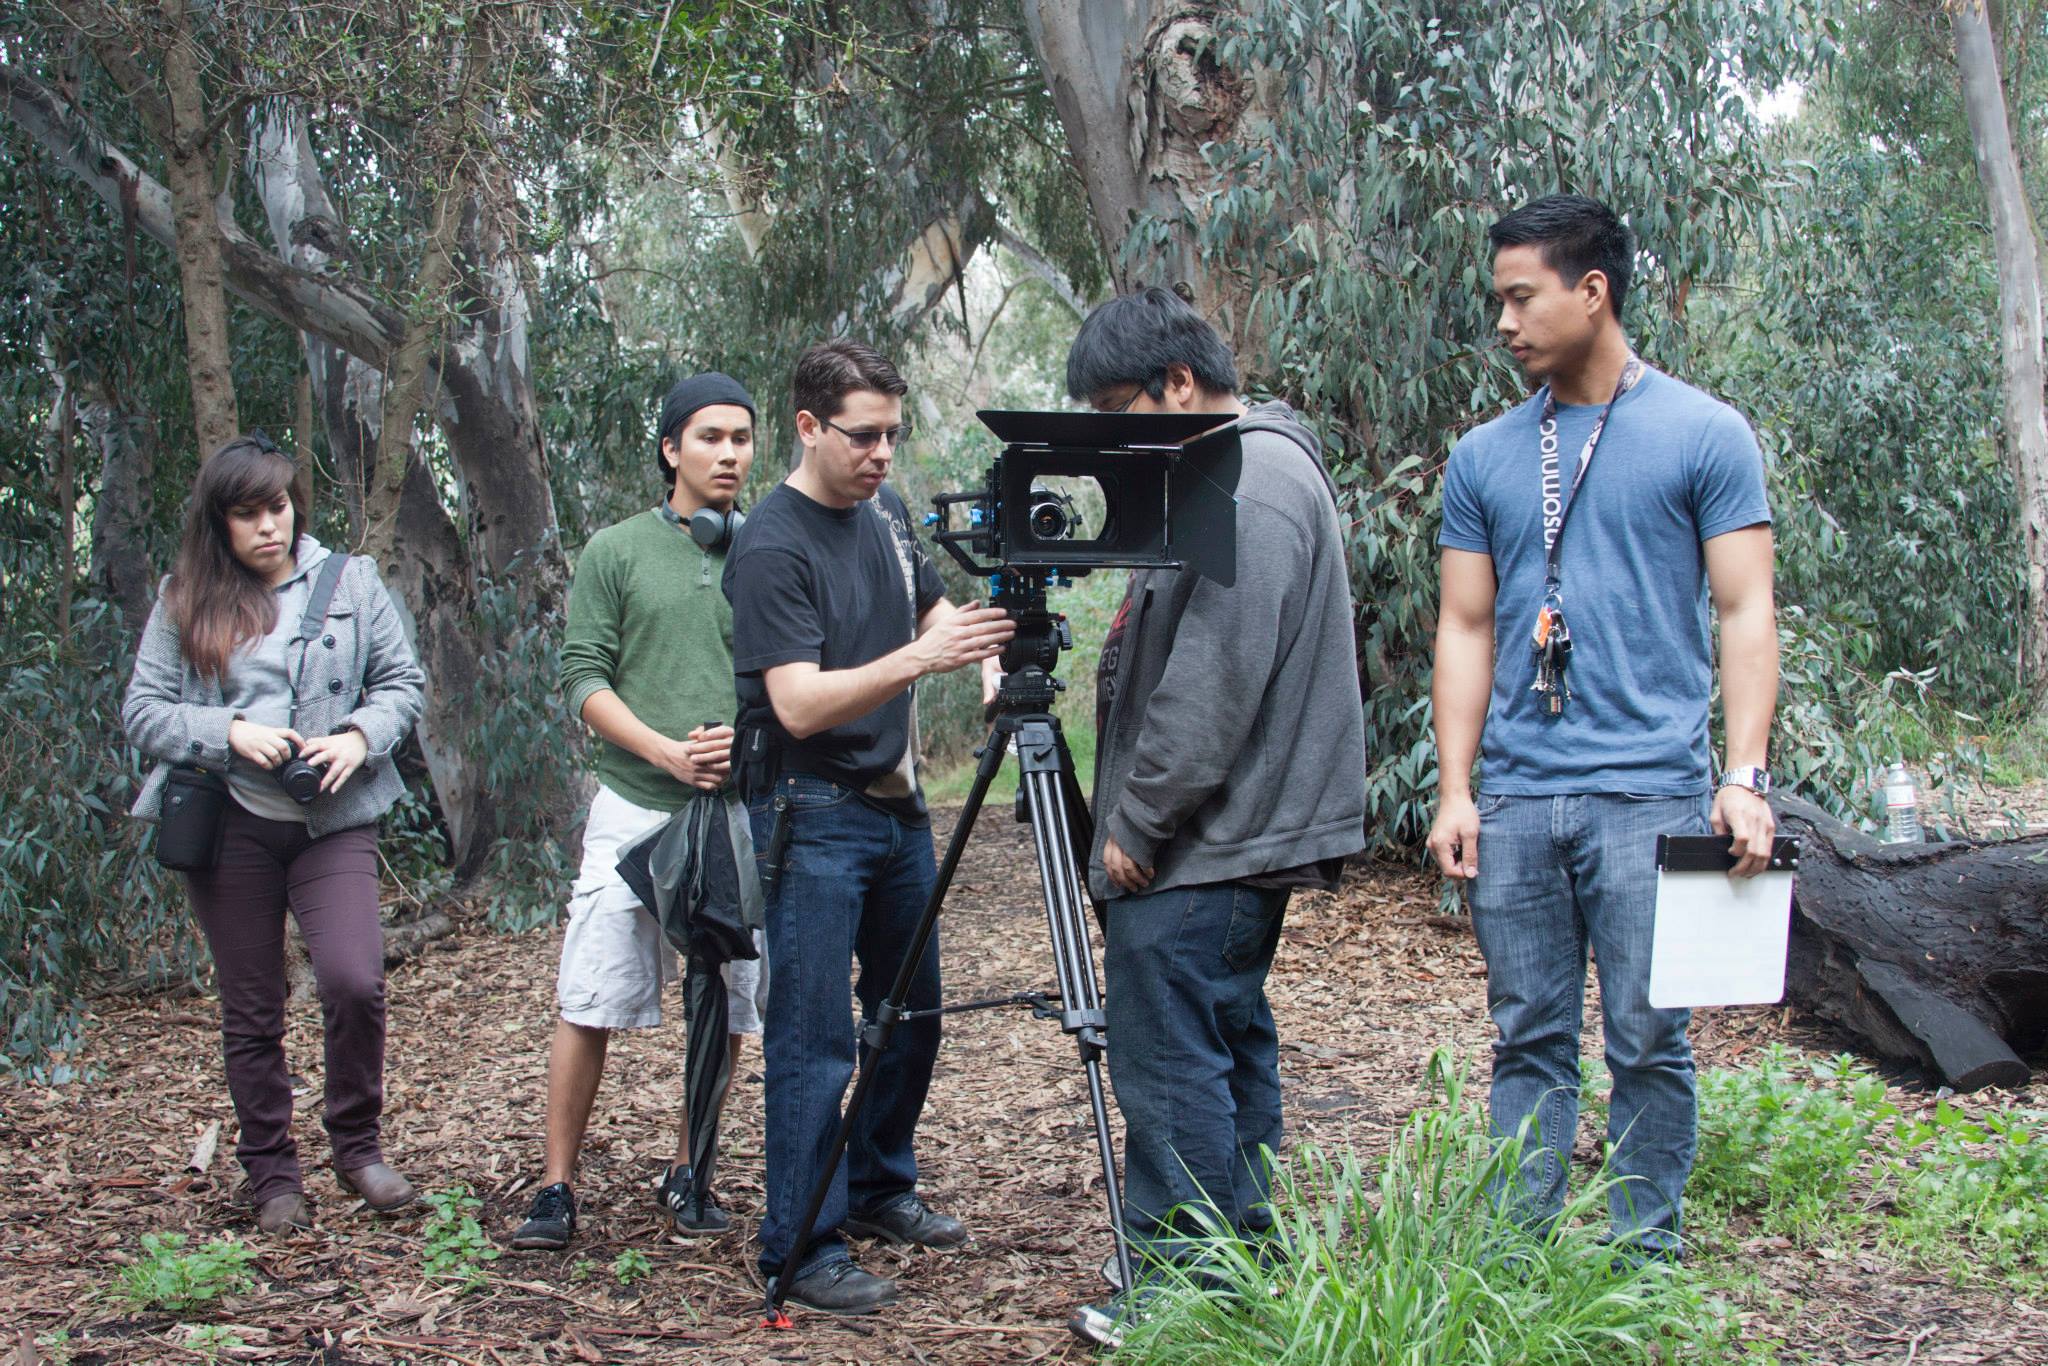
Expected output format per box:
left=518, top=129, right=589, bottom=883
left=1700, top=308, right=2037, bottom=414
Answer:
left=1438, top=367, right=1770, bottom=794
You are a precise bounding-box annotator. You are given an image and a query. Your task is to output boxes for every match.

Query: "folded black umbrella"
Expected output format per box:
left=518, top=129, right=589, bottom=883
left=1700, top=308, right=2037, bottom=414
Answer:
left=616, top=789, right=765, bottom=1207
left=615, top=789, right=763, bottom=965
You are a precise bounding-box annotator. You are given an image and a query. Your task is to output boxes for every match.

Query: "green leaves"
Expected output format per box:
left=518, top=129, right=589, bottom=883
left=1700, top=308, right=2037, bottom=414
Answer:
left=115, top=1232, right=258, bottom=1312
left=421, top=1185, right=499, bottom=1292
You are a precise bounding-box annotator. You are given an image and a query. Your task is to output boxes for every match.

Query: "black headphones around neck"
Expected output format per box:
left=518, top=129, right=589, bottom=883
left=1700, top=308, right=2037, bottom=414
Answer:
left=688, top=505, right=745, bottom=551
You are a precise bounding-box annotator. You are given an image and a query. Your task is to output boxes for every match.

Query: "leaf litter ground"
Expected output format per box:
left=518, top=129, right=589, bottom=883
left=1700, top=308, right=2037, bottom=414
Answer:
left=8, top=804, right=2046, bottom=1364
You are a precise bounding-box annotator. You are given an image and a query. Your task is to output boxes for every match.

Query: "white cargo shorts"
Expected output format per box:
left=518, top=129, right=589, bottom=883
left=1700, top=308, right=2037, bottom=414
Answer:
left=556, top=785, right=767, bottom=1032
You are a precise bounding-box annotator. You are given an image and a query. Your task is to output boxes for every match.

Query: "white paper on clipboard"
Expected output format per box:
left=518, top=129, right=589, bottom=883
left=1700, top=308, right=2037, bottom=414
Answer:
left=1648, top=835, right=1799, bottom=1009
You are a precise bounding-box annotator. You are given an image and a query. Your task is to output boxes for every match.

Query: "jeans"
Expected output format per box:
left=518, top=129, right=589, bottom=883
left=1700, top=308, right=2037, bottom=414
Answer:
left=183, top=805, right=385, bottom=1205
left=1468, top=792, right=1709, bottom=1254
left=1104, top=879, right=1289, bottom=1264
left=749, top=775, right=941, bottom=1279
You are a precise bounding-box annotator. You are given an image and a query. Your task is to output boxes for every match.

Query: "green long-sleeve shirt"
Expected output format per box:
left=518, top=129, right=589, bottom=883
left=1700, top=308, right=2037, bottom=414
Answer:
left=560, top=507, right=736, bottom=812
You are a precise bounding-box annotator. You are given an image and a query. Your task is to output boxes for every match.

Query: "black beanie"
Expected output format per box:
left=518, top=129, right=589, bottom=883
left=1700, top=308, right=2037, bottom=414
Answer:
left=657, top=372, right=757, bottom=482
left=660, top=372, right=756, bottom=444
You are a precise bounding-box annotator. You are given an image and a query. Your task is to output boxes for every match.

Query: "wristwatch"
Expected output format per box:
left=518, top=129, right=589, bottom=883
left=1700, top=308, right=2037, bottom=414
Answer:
left=1717, top=765, right=1772, bottom=796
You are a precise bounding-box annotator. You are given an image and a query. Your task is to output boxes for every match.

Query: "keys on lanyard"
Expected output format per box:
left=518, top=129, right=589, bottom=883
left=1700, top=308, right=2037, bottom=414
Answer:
left=1530, top=602, right=1571, bottom=716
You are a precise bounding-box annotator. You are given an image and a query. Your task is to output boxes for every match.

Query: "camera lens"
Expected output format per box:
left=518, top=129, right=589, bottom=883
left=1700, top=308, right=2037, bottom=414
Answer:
left=274, top=740, right=322, bottom=805
left=1029, top=500, right=1071, bottom=540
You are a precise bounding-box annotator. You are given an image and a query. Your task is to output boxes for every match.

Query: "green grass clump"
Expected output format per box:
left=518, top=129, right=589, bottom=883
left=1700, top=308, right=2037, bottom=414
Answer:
left=115, top=1231, right=257, bottom=1312
left=1110, top=1052, right=1734, bottom=1365
left=1690, top=1048, right=1892, bottom=1241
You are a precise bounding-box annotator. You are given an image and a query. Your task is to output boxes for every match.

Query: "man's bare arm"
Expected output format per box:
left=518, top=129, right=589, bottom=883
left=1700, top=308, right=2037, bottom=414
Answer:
left=763, top=601, right=1015, bottom=739
left=1706, top=524, right=1779, bottom=876
left=1426, top=548, right=1497, bottom=879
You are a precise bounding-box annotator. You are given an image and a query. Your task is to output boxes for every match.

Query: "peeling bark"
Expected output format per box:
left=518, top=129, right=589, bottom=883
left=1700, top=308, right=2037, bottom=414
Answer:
left=1953, top=0, right=2048, bottom=701
left=75, top=376, right=157, bottom=630
left=1020, top=1, right=1276, bottom=344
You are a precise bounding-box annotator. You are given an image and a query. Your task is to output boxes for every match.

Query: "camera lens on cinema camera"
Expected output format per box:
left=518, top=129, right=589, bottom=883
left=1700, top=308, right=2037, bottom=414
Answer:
left=274, top=740, right=323, bottom=806
left=1028, top=487, right=1074, bottom=541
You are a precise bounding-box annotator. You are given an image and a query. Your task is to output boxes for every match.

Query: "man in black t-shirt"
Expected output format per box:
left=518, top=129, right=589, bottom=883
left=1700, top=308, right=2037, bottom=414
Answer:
left=723, top=339, right=1014, bottom=1316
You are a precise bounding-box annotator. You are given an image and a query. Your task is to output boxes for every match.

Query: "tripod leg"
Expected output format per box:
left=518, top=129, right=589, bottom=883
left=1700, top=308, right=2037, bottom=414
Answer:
left=1015, top=719, right=1138, bottom=1300
left=763, top=725, right=1013, bottom=1321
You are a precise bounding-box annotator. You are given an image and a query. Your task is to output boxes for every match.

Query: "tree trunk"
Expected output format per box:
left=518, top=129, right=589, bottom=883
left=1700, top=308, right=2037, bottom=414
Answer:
left=75, top=374, right=158, bottom=631
left=1953, top=0, right=2048, bottom=701
left=1775, top=794, right=2047, bottom=1092
left=1020, top=1, right=1275, bottom=346
left=246, top=103, right=378, bottom=534
left=151, top=0, right=240, bottom=453
left=364, top=175, right=463, bottom=568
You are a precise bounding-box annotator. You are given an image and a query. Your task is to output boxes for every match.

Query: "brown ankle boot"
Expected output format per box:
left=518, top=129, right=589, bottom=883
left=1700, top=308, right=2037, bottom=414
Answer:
left=338, top=1162, right=416, bottom=1212
left=256, top=1192, right=314, bottom=1234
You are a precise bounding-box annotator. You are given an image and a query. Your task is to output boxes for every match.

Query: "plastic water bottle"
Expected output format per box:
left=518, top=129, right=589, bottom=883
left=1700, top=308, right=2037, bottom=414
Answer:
left=1882, top=763, right=1923, bottom=844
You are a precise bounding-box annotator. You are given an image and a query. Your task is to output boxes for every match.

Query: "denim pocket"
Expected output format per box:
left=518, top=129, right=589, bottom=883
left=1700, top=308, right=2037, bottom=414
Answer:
left=782, top=774, right=851, bottom=810
left=1476, top=792, right=1511, bottom=817
left=1221, top=886, right=1285, bottom=973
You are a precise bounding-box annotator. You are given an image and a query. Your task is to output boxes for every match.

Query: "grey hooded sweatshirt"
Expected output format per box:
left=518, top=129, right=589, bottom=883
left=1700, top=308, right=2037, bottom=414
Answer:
left=1088, top=400, right=1368, bottom=901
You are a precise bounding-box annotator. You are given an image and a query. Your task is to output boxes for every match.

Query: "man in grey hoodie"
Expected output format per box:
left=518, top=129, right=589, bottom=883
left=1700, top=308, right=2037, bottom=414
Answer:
left=1066, top=288, right=1368, bottom=1347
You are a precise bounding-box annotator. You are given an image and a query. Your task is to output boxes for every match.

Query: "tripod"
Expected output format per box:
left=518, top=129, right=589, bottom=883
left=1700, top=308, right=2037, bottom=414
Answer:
left=762, top=581, right=1136, bottom=1324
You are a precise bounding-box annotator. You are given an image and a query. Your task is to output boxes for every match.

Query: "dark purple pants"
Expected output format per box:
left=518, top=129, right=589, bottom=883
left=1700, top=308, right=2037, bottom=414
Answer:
left=184, top=805, right=385, bottom=1204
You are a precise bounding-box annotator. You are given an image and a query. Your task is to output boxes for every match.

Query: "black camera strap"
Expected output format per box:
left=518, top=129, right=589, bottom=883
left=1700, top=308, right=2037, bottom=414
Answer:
left=1528, top=357, right=1644, bottom=716
left=1537, top=356, right=1643, bottom=603
left=285, top=553, right=351, bottom=729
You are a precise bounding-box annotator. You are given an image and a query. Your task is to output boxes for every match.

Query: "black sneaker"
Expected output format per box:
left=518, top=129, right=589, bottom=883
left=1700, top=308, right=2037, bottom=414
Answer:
left=654, top=1164, right=730, bottom=1236
left=843, top=1192, right=968, bottom=1249
left=511, top=1182, right=576, bottom=1250
left=775, top=1259, right=898, bottom=1316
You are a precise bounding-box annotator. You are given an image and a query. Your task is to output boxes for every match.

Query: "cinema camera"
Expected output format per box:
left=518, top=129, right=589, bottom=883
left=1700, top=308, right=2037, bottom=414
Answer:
left=928, top=409, right=1242, bottom=701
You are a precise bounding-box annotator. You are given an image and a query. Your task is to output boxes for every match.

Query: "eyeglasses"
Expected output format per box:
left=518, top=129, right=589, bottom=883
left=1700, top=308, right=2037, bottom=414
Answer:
left=1094, top=384, right=1151, bottom=414
left=820, top=417, right=913, bottom=451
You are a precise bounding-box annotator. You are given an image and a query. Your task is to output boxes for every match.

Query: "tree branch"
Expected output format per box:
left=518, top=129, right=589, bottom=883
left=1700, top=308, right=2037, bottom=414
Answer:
left=3, top=60, right=404, bottom=368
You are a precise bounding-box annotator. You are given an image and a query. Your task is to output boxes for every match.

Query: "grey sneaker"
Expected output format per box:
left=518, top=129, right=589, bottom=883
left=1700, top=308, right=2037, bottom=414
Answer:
left=777, top=1259, right=898, bottom=1315
left=843, top=1192, right=968, bottom=1249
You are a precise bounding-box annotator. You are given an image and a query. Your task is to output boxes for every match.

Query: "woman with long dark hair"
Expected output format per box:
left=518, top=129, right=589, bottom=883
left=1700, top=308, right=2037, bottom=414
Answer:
left=124, top=432, right=425, bottom=1233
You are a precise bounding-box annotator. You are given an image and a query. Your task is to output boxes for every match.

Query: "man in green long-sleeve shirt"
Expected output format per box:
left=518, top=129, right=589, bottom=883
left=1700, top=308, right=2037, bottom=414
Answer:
left=511, top=373, right=765, bottom=1252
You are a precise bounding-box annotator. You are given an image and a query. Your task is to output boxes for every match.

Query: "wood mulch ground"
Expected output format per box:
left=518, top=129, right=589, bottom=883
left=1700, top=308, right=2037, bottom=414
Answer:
left=7, top=803, right=2046, bottom=1364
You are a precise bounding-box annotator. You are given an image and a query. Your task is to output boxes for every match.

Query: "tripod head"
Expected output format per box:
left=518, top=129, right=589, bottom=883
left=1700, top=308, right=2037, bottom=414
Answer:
left=990, top=570, right=1073, bottom=714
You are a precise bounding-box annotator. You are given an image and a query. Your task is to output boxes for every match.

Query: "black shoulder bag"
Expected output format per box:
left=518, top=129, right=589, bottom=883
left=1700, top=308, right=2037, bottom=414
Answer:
left=155, top=554, right=351, bottom=871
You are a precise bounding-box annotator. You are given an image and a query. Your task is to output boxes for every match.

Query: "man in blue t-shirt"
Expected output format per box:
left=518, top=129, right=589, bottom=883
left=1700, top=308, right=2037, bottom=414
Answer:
left=1427, top=195, right=1779, bottom=1259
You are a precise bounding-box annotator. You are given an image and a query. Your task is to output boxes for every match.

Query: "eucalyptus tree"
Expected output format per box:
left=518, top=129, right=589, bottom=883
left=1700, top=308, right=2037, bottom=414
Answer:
left=1012, top=0, right=1832, bottom=842
left=1951, top=0, right=2048, bottom=700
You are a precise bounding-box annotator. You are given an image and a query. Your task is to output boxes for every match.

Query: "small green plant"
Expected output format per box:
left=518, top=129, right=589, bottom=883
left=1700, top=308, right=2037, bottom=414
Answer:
left=1886, top=1101, right=2048, bottom=1288
left=421, top=1186, right=499, bottom=1292
left=1691, top=1048, right=1893, bottom=1241
left=570, top=1257, right=595, bottom=1281
left=181, top=1324, right=247, bottom=1361
left=33, top=1330, right=73, bottom=1366
left=612, top=1248, right=654, bottom=1286
left=114, top=1232, right=257, bottom=1312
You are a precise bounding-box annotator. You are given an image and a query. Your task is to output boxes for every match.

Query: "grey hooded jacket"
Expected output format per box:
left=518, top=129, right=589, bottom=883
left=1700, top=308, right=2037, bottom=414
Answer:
left=1088, top=401, right=1368, bottom=901
left=124, top=540, right=426, bottom=838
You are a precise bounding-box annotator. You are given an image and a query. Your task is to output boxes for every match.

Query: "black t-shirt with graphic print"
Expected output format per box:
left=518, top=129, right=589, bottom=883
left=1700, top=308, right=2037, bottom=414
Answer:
left=724, top=480, right=946, bottom=824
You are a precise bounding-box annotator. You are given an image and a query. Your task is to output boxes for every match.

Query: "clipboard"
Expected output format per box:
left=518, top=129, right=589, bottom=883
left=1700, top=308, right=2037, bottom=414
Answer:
left=1648, top=835, right=1799, bottom=1009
